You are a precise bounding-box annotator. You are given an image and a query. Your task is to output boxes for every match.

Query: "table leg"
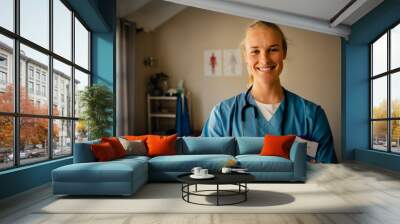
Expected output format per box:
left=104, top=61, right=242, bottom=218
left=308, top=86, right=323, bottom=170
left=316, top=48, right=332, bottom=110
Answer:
left=195, top=184, right=197, bottom=192
left=217, top=184, right=219, bottom=206
left=181, top=184, right=183, bottom=199
left=245, top=183, right=247, bottom=201
left=188, top=184, right=190, bottom=202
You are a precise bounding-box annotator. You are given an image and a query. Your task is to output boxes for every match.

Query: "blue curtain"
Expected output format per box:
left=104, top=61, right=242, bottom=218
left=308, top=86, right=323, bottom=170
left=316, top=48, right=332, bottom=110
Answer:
left=176, top=95, right=192, bottom=136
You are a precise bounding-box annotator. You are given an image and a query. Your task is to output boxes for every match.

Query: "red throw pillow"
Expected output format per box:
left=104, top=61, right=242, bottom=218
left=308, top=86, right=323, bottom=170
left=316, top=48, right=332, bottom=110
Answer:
left=91, top=142, right=117, bottom=161
left=101, top=137, right=127, bottom=158
left=260, top=135, right=296, bottom=159
left=146, top=134, right=177, bottom=157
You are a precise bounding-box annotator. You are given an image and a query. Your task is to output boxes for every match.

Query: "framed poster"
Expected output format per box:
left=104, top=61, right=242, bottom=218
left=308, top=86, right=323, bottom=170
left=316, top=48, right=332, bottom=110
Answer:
left=204, top=50, right=222, bottom=77
left=223, top=49, right=242, bottom=76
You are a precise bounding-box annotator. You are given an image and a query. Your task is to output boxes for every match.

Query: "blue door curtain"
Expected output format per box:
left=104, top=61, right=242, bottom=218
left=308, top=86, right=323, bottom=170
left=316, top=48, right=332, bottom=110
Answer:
left=176, top=94, right=192, bottom=136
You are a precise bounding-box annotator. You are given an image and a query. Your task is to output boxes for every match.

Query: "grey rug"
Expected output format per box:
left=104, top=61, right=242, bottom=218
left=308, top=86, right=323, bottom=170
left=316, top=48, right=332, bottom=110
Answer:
left=37, top=183, right=362, bottom=214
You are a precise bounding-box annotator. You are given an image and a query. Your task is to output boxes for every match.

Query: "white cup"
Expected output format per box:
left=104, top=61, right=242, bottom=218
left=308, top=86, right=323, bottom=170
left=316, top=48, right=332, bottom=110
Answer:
left=191, top=167, right=202, bottom=176
left=221, top=167, right=232, bottom=174
left=200, top=169, right=208, bottom=176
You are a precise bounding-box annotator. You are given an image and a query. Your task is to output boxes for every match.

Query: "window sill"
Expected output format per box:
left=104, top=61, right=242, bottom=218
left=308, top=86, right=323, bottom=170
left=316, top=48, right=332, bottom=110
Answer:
left=355, top=148, right=400, bottom=173
left=0, top=156, right=72, bottom=176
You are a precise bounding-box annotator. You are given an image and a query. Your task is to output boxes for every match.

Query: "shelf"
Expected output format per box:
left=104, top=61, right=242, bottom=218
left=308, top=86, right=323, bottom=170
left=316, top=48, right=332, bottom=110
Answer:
left=147, top=93, right=191, bottom=134
left=150, top=113, right=176, bottom=118
left=148, top=96, right=177, bottom=100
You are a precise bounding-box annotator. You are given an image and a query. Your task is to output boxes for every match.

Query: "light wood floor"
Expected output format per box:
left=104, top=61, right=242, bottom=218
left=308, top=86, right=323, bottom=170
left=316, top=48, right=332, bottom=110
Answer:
left=1, top=162, right=400, bottom=224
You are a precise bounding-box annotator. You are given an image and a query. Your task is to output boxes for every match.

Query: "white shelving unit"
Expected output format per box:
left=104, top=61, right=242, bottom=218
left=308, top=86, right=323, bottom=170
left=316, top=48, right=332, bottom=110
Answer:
left=147, top=94, right=191, bottom=134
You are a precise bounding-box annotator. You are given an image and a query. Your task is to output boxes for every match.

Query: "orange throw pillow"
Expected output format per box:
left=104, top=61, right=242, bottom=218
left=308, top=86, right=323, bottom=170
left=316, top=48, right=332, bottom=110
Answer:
left=91, top=142, right=117, bottom=161
left=260, top=135, right=296, bottom=159
left=101, top=137, right=127, bottom=158
left=124, top=135, right=148, bottom=141
left=146, top=134, right=177, bottom=157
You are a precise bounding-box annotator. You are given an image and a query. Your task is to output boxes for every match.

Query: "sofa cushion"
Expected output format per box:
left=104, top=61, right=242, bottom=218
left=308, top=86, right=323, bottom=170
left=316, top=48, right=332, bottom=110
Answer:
left=236, top=137, right=264, bottom=155
left=236, top=155, right=293, bottom=172
left=148, top=154, right=235, bottom=172
left=52, top=158, right=147, bottom=183
left=115, top=155, right=150, bottom=164
left=179, top=137, right=235, bottom=155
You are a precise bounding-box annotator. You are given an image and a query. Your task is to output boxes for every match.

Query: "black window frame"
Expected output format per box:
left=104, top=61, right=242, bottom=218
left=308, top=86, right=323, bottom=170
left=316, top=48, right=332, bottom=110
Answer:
left=370, top=20, right=400, bottom=154
left=0, top=0, right=92, bottom=171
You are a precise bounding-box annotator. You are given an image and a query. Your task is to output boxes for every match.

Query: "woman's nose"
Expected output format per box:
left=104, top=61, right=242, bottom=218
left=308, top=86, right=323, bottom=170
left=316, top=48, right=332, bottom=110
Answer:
left=259, top=51, right=272, bottom=64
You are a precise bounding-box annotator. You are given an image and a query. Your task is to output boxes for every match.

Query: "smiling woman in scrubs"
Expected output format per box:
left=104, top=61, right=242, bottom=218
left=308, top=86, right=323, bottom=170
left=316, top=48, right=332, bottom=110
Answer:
left=201, top=21, right=337, bottom=163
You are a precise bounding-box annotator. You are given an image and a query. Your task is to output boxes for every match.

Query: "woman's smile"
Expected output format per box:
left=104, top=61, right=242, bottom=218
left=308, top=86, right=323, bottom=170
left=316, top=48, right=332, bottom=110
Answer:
left=256, top=64, right=277, bottom=73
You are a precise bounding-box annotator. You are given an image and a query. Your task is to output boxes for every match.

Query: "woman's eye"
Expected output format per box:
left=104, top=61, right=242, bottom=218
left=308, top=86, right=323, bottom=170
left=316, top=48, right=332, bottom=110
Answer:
left=250, top=50, right=259, bottom=55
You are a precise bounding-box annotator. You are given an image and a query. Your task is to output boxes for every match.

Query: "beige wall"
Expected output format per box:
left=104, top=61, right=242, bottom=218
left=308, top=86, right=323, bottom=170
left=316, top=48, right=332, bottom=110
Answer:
left=135, top=8, right=341, bottom=159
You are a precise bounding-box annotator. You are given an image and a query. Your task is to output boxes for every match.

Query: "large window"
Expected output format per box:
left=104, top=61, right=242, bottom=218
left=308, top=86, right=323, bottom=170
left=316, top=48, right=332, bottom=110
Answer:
left=0, top=0, right=91, bottom=171
left=371, top=22, right=400, bottom=154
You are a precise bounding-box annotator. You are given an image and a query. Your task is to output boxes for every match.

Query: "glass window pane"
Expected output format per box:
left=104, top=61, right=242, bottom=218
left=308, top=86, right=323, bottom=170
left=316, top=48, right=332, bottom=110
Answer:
left=0, top=116, right=14, bottom=170
left=20, top=0, right=49, bottom=49
left=391, top=120, right=400, bottom=153
left=372, top=121, right=387, bottom=151
left=372, top=33, right=387, bottom=76
left=0, top=0, right=14, bottom=31
left=75, top=120, right=88, bottom=143
left=53, top=0, right=72, bottom=60
left=20, top=117, right=49, bottom=165
left=20, top=44, right=49, bottom=115
left=53, top=59, right=72, bottom=117
left=372, top=77, right=387, bottom=119
left=74, top=69, right=89, bottom=118
left=391, top=24, right=400, bottom=70
left=53, top=119, right=72, bottom=158
left=0, top=34, right=14, bottom=112
left=74, top=17, right=89, bottom=70
left=391, top=72, right=400, bottom=118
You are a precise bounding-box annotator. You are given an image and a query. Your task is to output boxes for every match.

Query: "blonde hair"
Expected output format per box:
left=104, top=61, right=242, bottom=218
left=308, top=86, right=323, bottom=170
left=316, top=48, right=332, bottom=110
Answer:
left=240, top=21, right=288, bottom=86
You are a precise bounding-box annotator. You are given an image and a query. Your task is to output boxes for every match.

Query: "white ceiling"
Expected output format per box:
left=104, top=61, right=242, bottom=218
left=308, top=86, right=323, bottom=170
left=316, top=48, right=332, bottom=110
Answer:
left=226, top=0, right=352, bottom=22
left=118, top=0, right=384, bottom=38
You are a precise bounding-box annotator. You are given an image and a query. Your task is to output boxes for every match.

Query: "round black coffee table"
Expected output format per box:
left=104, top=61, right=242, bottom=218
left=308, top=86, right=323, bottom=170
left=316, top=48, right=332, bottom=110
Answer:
left=177, top=173, right=255, bottom=206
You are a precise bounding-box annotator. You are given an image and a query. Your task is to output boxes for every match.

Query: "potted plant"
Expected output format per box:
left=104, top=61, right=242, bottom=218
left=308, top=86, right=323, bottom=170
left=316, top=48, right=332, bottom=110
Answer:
left=79, top=84, right=113, bottom=140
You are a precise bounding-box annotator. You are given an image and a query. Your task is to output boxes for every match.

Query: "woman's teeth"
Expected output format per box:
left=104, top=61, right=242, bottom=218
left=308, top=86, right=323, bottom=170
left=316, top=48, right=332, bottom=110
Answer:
left=258, top=65, right=276, bottom=72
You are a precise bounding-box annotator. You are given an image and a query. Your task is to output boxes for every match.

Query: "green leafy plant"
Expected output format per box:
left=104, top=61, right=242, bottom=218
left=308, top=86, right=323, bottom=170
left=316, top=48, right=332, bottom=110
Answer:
left=79, top=84, right=113, bottom=140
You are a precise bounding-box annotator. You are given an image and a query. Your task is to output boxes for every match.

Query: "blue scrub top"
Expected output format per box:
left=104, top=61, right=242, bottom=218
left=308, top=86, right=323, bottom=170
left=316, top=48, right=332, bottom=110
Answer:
left=201, top=90, right=337, bottom=163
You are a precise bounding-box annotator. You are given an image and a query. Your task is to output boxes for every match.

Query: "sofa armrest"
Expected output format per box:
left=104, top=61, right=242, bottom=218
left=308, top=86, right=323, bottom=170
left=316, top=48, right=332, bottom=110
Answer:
left=73, top=140, right=100, bottom=163
left=289, top=141, right=307, bottom=181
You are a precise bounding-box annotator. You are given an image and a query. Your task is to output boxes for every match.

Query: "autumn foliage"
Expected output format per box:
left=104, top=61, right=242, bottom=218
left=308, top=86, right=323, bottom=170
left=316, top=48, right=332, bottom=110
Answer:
left=0, top=84, right=59, bottom=150
left=372, top=99, right=400, bottom=142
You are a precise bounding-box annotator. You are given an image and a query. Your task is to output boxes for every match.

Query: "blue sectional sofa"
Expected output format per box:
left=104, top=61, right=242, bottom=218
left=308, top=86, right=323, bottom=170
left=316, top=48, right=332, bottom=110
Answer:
left=52, top=137, right=306, bottom=196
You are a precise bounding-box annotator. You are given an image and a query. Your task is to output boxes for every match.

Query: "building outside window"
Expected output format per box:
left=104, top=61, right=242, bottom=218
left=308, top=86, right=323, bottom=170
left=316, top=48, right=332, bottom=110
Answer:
left=41, top=73, right=46, bottom=83
left=370, top=22, right=400, bottom=154
left=0, top=71, right=6, bottom=83
left=35, top=70, right=40, bottom=81
left=35, top=83, right=40, bottom=95
left=42, top=85, right=46, bottom=97
left=0, top=54, right=7, bottom=89
left=28, top=66, right=34, bottom=79
left=0, top=54, right=7, bottom=67
left=28, top=81, right=34, bottom=94
left=0, top=0, right=91, bottom=171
